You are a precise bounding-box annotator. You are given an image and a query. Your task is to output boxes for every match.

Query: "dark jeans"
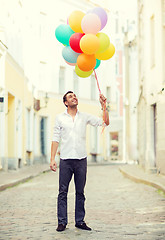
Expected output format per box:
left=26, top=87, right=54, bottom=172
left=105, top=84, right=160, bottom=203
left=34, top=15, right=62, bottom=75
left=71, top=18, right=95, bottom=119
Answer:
left=57, top=158, right=87, bottom=226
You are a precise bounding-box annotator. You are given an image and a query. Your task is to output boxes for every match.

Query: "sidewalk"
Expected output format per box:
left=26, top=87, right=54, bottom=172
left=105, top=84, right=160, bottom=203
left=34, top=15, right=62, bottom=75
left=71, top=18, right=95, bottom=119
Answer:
left=119, top=164, right=165, bottom=193
left=0, top=163, right=50, bottom=191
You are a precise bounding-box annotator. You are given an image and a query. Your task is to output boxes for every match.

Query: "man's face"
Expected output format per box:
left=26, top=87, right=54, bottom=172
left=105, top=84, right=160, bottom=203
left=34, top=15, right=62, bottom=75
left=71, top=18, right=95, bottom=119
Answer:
left=65, top=92, right=78, bottom=107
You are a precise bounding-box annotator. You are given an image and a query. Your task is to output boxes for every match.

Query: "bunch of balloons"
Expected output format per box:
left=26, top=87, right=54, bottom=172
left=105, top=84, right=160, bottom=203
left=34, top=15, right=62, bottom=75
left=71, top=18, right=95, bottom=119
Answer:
left=55, top=7, right=115, bottom=78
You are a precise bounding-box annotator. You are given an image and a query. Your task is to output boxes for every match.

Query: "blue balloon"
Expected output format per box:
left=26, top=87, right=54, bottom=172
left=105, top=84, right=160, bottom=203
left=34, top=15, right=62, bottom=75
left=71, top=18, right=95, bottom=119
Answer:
left=94, top=59, right=101, bottom=69
left=55, top=24, right=74, bottom=46
left=62, top=46, right=80, bottom=63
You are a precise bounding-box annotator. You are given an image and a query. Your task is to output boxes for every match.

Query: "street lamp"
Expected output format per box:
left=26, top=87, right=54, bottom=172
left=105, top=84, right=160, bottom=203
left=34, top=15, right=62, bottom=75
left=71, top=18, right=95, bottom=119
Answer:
left=33, top=92, right=49, bottom=111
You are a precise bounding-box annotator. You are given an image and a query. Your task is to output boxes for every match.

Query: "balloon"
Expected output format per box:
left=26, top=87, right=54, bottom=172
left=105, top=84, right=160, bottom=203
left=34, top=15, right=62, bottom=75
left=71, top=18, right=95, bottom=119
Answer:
left=68, top=10, right=85, bottom=33
left=96, top=32, right=110, bottom=54
left=81, top=13, right=101, bottom=34
left=77, top=53, right=96, bottom=72
left=88, top=7, right=107, bottom=30
left=69, top=33, right=84, bottom=53
left=95, top=43, right=115, bottom=60
left=75, top=65, right=93, bottom=78
left=65, top=61, right=76, bottom=66
left=55, top=24, right=74, bottom=46
left=80, top=34, right=100, bottom=55
left=55, top=7, right=115, bottom=79
left=62, top=46, right=80, bottom=63
left=94, top=59, right=101, bottom=69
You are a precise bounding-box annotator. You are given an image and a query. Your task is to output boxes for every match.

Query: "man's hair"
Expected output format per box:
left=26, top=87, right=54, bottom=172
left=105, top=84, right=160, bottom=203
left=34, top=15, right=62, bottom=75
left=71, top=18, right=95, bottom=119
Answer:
left=63, top=91, right=73, bottom=107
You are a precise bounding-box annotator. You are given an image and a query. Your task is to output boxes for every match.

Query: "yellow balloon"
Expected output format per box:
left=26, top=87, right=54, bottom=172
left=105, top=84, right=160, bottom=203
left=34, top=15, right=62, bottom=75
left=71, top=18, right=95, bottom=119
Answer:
left=95, top=43, right=115, bottom=60
left=75, top=65, right=93, bottom=78
left=68, top=11, right=85, bottom=33
left=80, top=34, right=100, bottom=55
left=96, top=32, right=110, bottom=54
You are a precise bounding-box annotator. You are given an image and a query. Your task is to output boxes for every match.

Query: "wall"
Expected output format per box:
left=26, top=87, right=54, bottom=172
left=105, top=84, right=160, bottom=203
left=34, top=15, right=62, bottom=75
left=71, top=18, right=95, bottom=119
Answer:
left=137, top=0, right=165, bottom=174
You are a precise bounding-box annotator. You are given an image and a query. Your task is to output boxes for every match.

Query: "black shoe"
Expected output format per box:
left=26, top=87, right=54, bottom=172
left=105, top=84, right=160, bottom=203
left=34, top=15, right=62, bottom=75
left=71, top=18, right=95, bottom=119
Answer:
left=75, top=223, right=91, bottom=231
left=56, top=224, right=66, bottom=232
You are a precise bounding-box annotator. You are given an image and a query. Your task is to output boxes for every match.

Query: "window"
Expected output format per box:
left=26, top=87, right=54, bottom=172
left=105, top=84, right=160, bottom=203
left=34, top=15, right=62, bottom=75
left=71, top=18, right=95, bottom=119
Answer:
left=162, top=0, right=165, bottom=83
left=0, top=97, right=4, bottom=112
left=59, top=66, right=65, bottom=94
left=39, top=62, right=47, bottom=90
left=90, top=126, right=98, bottom=162
left=150, top=15, right=155, bottom=67
left=91, top=75, right=96, bottom=100
left=115, top=54, right=119, bottom=75
left=106, top=87, right=111, bottom=103
left=33, top=113, right=37, bottom=155
left=73, top=70, right=79, bottom=94
left=26, top=108, right=31, bottom=151
left=162, top=0, right=165, bottom=27
left=39, top=12, right=47, bottom=39
left=115, top=18, right=119, bottom=34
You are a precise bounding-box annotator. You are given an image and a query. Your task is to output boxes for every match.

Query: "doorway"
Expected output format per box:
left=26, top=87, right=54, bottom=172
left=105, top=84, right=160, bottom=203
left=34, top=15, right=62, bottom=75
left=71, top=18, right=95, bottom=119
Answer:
left=40, top=117, right=47, bottom=162
left=110, top=132, right=119, bottom=160
left=151, top=104, right=157, bottom=167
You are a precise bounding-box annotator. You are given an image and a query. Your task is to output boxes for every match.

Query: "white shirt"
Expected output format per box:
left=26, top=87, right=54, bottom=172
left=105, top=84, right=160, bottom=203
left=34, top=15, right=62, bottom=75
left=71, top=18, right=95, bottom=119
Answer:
left=52, top=110, right=103, bottom=159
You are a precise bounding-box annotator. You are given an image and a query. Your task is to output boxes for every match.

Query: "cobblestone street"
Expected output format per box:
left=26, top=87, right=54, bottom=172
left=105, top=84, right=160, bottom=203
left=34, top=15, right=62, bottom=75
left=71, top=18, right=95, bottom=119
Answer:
left=0, top=165, right=165, bottom=240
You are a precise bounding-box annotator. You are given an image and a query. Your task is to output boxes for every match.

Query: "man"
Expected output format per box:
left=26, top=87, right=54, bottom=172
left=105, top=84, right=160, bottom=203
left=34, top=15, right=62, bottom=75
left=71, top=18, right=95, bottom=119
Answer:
left=50, top=91, right=109, bottom=232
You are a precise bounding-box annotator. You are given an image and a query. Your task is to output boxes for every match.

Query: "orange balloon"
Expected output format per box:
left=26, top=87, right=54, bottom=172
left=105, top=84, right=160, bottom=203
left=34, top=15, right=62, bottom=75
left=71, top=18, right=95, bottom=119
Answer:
left=95, top=43, right=115, bottom=60
left=77, top=53, right=96, bottom=72
left=80, top=34, right=100, bottom=55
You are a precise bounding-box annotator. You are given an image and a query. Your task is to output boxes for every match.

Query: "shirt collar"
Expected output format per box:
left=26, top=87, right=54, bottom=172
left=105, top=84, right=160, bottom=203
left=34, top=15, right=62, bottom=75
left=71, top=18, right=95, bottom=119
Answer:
left=64, top=109, right=79, bottom=116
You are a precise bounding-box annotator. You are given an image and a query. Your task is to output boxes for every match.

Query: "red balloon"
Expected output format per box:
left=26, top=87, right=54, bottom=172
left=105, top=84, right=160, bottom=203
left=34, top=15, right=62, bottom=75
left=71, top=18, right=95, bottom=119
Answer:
left=69, top=33, right=84, bottom=53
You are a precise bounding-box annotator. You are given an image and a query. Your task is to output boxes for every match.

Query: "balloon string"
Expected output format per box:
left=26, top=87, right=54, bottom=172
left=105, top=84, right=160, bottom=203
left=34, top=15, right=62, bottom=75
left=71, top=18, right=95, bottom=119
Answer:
left=93, top=69, right=101, bottom=95
left=93, top=69, right=107, bottom=133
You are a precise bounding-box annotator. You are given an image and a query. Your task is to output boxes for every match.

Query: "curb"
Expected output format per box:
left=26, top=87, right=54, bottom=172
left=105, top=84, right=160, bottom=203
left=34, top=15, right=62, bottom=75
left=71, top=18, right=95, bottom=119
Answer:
left=0, top=169, right=50, bottom=192
left=119, top=167, right=165, bottom=193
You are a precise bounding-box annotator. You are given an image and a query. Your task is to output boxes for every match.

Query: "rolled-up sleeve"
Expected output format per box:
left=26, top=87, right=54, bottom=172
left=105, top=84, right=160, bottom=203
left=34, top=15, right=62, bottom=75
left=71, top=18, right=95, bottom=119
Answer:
left=52, top=116, right=61, bottom=142
left=86, top=113, right=103, bottom=127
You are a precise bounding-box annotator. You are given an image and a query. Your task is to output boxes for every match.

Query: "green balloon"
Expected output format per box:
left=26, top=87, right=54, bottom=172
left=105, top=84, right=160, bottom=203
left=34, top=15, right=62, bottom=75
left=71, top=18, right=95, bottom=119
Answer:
left=75, top=65, right=93, bottom=78
left=94, top=59, right=101, bottom=69
left=55, top=24, right=74, bottom=46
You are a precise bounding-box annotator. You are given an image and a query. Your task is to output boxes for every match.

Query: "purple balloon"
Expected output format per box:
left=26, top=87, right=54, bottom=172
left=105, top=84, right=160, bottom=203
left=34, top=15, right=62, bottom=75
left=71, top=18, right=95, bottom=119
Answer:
left=88, top=7, right=108, bottom=30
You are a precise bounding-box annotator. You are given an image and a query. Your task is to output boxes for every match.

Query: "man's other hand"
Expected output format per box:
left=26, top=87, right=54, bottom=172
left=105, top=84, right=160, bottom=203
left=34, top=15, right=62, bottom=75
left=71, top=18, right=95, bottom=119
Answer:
left=50, top=160, right=57, bottom=172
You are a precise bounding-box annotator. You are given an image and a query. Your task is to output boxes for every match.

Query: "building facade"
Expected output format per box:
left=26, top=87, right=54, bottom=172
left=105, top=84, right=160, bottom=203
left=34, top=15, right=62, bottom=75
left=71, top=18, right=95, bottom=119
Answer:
left=137, top=0, right=165, bottom=174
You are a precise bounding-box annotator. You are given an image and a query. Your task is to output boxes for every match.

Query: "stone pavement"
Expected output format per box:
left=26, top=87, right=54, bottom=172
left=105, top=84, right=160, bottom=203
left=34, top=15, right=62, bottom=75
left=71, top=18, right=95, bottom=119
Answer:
left=0, top=164, right=165, bottom=239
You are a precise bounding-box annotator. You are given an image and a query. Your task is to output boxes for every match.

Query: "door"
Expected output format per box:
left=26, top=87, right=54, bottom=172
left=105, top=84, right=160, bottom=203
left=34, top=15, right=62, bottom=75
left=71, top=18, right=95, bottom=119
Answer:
left=40, top=117, right=47, bottom=156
